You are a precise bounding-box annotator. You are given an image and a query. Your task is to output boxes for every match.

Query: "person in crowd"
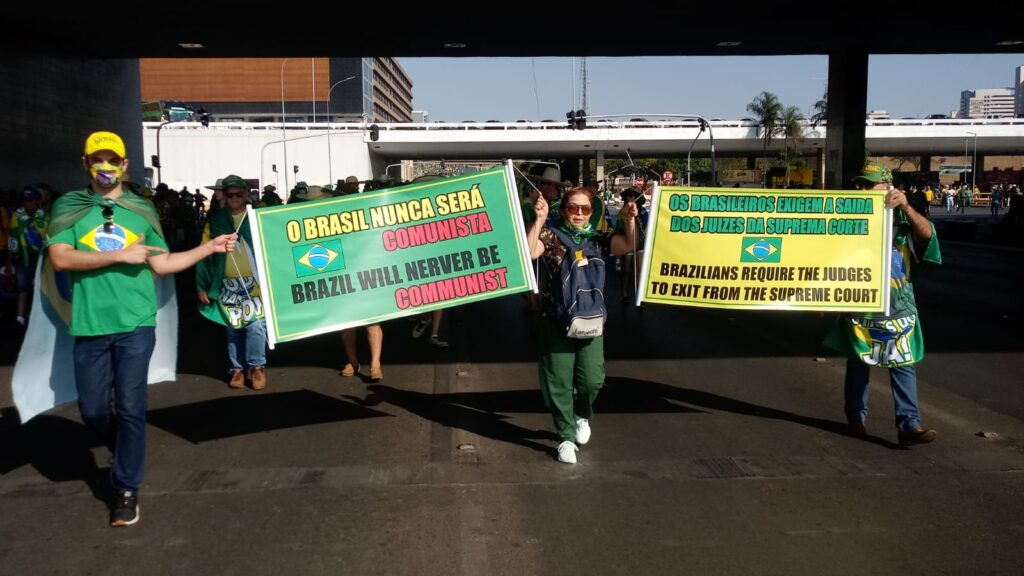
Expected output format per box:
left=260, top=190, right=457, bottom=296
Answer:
left=5, top=187, right=49, bottom=326
left=824, top=162, right=941, bottom=447
left=196, top=175, right=268, bottom=390
left=525, top=186, right=638, bottom=464
left=48, top=131, right=236, bottom=526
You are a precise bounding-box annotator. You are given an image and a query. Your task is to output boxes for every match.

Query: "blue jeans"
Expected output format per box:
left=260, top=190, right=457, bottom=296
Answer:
left=73, top=326, right=156, bottom=494
left=226, top=318, right=266, bottom=372
left=844, top=357, right=921, bottom=432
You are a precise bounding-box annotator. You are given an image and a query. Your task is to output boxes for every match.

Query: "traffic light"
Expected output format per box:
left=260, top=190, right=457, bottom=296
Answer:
left=575, top=109, right=586, bottom=130
left=566, top=110, right=576, bottom=129
left=370, top=124, right=380, bottom=141
left=197, top=108, right=210, bottom=127
left=151, top=155, right=161, bottom=169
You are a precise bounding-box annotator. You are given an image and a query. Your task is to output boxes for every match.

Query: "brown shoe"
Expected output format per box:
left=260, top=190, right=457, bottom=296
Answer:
left=340, top=363, right=359, bottom=377
left=847, top=420, right=867, bottom=437
left=899, top=427, right=936, bottom=446
left=369, top=366, right=383, bottom=382
left=228, top=370, right=245, bottom=389
left=250, top=367, right=266, bottom=390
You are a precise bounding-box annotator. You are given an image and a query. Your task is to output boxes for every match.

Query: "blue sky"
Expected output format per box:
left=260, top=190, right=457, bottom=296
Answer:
left=401, top=54, right=1024, bottom=122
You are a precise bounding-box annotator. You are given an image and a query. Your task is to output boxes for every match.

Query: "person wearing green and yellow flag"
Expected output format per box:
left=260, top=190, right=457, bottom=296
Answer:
left=5, top=187, right=49, bottom=326
left=825, top=161, right=942, bottom=447
left=196, top=175, right=267, bottom=391
left=45, top=131, right=237, bottom=527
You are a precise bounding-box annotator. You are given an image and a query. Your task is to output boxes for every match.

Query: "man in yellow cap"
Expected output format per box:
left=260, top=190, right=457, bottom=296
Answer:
left=825, top=161, right=941, bottom=447
left=47, top=131, right=238, bottom=526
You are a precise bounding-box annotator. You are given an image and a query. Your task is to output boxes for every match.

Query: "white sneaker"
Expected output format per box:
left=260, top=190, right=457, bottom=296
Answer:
left=556, top=441, right=578, bottom=464
left=575, top=418, right=591, bottom=445
left=411, top=317, right=430, bottom=339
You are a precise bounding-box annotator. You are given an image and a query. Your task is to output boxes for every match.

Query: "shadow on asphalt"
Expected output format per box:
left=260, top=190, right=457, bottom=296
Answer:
left=599, top=378, right=902, bottom=450
left=147, top=389, right=391, bottom=444
left=0, top=407, right=110, bottom=503
left=349, top=385, right=558, bottom=455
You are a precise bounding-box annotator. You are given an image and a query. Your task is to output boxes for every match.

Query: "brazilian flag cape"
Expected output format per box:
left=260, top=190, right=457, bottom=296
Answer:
left=194, top=207, right=255, bottom=326
left=11, top=188, right=179, bottom=423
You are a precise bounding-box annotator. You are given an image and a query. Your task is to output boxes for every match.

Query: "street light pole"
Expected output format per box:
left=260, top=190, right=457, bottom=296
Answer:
left=972, top=132, right=978, bottom=189
left=155, top=120, right=172, bottom=185
left=967, top=131, right=977, bottom=189
left=280, top=58, right=290, bottom=192
left=326, top=75, right=357, bottom=184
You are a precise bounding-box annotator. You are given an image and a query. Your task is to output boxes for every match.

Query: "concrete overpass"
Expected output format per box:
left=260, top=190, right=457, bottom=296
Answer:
left=144, top=118, right=1024, bottom=191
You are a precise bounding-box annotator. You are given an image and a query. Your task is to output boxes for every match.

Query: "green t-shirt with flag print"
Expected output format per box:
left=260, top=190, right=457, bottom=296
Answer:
left=49, top=203, right=168, bottom=337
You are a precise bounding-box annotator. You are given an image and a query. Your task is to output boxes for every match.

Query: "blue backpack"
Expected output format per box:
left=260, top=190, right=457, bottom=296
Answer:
left=548, top=227, right=607, bottom=339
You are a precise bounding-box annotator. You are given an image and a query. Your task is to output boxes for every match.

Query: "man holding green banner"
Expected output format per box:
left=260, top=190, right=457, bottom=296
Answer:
left=196, top=174, right=267, bottom=390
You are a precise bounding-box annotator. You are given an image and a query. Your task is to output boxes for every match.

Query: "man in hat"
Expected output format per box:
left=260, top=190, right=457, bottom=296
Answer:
left=261, top=184, right=282, bottom=207
left=5, top=186, right=50, bottom=326
left=825, top=161, right=941, bottom=446
left=48, top=131, right=237, bottom=526
left=336, top=175, right=361, bottom=196
left=197, top=175, right=268, bottom=391
left=204, top=178, right=225, bottom=215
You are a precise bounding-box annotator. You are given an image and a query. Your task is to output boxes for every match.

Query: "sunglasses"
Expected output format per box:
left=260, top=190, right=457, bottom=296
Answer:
left=564, top=204, right=592, bottom=216
left=224, top=192, right=245, bottom=198
left=101, top=205, right=114, bottom=233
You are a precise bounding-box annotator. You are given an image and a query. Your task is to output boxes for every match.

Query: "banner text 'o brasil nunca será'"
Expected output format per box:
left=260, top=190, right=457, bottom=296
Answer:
left=639, top=186, right=891, bottom=313
left=249, top=165, right=535, bottom=346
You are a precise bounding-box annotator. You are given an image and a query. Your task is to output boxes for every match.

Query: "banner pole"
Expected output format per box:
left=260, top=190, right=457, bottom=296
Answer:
left=247, top=205, right=278, bottom=349
left=505, top=160, right=538, bottom=292
left=636, top=182, right=661, bottom=306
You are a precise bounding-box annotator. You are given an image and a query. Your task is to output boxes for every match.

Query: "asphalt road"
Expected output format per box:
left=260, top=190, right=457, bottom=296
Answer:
left=1, top=226, right=1022, bottom=575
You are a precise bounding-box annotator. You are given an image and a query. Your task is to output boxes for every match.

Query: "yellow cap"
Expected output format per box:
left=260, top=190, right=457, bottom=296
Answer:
left=84, top=131, right=126, bottom=158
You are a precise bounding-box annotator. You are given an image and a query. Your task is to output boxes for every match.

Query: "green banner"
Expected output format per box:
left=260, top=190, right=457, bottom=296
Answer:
left=249, top=165, right=535, bottom=345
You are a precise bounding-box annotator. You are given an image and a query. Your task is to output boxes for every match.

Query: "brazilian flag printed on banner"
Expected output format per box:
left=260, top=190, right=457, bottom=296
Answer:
left=740, top=237, right=782, bottom=263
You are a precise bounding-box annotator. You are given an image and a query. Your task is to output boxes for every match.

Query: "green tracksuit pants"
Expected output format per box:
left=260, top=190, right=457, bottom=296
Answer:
left=538, top=315, right=605, bottom=442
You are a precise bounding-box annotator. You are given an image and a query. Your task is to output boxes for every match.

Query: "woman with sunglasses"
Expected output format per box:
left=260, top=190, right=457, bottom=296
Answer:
left=525, top=188, right=638, bottom=464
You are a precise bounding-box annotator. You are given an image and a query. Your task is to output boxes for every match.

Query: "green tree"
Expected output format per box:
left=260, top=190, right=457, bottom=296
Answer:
left=780, top=105, right=805, bottom=184
left=747, top=91, right=784, bottom=186
left=892, top=156, right=920, bottom=171
left=810, top=92, right=827, bottom=128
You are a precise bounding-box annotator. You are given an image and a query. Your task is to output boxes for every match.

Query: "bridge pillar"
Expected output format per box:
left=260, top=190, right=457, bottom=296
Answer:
left=582, top=155, right=594, bottom=186
left=596, top=151, right=605, bottom=187
left=746, top=157, right=757, bottom=169
left=561, top=158, right=580, bottom=187
left=920, top=154, right=932, bottom=172
left=825, top=49, right=868, bottom=189
left=974, top=155, right=985, bottom=186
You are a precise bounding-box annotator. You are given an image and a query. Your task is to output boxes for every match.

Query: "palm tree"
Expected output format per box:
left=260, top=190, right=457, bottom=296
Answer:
left=780, top=105, right=805, bottom=185
left=747, top=92, right=783, bottom=186
left=810, top=92, right=827, bottom=128
left=892, top=156, right=919, bottom=171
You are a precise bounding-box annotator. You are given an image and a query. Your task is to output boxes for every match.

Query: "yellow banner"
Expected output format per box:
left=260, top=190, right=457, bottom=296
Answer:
left=639, top=186, right=891, bottom=313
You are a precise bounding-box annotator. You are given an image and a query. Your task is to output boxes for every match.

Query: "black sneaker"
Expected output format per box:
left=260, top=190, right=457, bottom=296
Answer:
left=110, top=491, right=139, bottom=527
